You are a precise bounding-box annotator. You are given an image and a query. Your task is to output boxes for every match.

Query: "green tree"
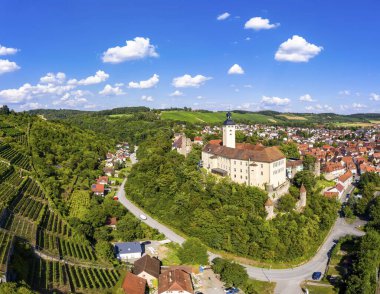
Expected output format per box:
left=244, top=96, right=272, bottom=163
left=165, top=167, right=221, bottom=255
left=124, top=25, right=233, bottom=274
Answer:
left=95, top=240, right=115, bottom=261
left=212, top=258, right=248, bottom=287
left=302, top=155, right=316, bottom=171
left=277, top=194, right=297, bottom=212
left=178, top=238, right=208, bottom=265
left=280, top=142, right=300, bottom=159
left=293, top=170, right=316, bottom=192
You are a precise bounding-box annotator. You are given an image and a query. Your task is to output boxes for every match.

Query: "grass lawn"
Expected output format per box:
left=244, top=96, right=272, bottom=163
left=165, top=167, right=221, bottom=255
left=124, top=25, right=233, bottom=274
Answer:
left=278, top=114, right=307, bottom=121
left=316, top=179, right=335, bottom=190
left=161, top=243, right=182, bottom=266
left=335, top=122, right=375, bottom=127
left=304, top=284, right=337, bottom=294
left=246, top=279, right=276, bottom=294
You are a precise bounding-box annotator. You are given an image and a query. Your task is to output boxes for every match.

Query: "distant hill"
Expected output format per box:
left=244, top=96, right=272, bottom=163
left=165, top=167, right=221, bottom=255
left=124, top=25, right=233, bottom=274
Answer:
left=26, top=107, right=380, bottom=126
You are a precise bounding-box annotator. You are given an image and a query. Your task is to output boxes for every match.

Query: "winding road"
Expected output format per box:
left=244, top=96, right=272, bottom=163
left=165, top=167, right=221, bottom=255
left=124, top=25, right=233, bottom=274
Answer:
left=117, top=176, right=365, bottom=294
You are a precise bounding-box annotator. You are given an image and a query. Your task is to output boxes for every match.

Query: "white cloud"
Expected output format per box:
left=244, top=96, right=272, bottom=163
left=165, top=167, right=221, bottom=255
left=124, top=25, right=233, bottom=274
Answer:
left=352, top=102, right=367, bottom=109
left=0, top=83, right=33, bottom=103
left=170, top=90, right=183, bottom=97
left=305, top=106, right=314, bottom=111
left=0, top=59, right=20, bottom=74
left=197, top=95, right=203, bottom=99
left=172, top=74, right=212, bottom=88
left=68, top=70, right=109, bottom=86
left=40, top=72, right=66, bottom=84
left=244, top=17, right=279, bottom=30
left=128, top=74, right=159, bottom=89
left=53, top=90, right=89, bottom=107
left=275, top=35, right=323, bottom=62
left=244, top=84, right=252, bottom=88
left=261, top=96, right=290, bottom=106
left=0, top=45, right=19, bottom=56
left=102, top=37, right=158, bottom=63
left=245, top=37, right=251, bottom=41
left=315, top=104, right=333, bottom=112
left=99, top=84, right=125, bottom=96
left=84, top=104, right=97, bottom=109
left=19, top=102, right=46, bottom=110
left=228, top=64, right=244, bottom=75
left=299, top=94, right=314, bottom=102
left=141, top=95, right=154, bottom=102
left=370, top=93, right=380, bottom=101
left=217, top=12, right=230, bottom=21
left=339, top=90, right=351, bottom=96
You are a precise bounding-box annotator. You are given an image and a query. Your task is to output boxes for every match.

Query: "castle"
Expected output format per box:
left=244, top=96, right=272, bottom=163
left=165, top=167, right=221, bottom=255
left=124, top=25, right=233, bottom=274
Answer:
left=202, top=112, right=289, bottom=197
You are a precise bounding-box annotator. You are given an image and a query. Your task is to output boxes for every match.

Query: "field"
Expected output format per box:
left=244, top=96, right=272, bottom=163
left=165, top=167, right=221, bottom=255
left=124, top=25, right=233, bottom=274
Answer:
left=334, top=122, right=376, bottom=127
left=161, top=111, right=279, bottom=124
left=69, top=190, right=91, bottom=221
left=246, top=279, right=276, bottom=294
left=278, top=114, right=307, bottom=121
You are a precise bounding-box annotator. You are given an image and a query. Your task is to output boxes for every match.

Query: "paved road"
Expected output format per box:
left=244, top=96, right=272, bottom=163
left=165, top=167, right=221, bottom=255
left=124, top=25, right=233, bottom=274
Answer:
left=117, top=178, right=185, bottom=245
left=117, top=180, right=365, bottom=294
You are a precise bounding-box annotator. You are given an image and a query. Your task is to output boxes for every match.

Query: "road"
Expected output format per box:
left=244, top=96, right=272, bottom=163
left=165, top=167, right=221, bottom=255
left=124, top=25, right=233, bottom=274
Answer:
left=117, top=178, right=365, bottom=294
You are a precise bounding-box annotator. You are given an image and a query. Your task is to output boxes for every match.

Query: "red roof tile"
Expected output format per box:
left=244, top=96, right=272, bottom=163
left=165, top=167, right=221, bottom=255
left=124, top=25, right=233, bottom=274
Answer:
left=122, top=272, right=146, bottom=294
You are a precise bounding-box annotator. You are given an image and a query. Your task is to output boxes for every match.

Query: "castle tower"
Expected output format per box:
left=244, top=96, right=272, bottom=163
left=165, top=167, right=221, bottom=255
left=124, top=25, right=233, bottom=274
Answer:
left=222, top=111, right=235, bottom=149
left=299, top=184, right=307, bottom=208
left=265, top=198, right=275, bottom=220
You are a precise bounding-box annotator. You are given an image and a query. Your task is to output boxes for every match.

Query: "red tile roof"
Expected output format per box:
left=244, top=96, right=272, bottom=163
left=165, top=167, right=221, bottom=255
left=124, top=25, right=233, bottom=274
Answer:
left=203, top=143, right=285, bottom=163
left=209, top=139, right=222, bottom=145
left=122, top=272, right=146, bottom=294
left=133, top=255, right=161, bottom=279
left=158, top=269, right=193, bottom=294
left=338, top=170, right=353, bottom=183
left=91, top=184, right=104, bottom=193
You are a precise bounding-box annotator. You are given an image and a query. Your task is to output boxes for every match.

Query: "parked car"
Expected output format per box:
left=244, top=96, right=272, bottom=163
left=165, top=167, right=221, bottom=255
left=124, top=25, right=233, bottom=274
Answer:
left=139, top=214, right=147, bottom=220
left=312, top=272, right=322, bottom=280
left=225, top=287, right=239, bottom=294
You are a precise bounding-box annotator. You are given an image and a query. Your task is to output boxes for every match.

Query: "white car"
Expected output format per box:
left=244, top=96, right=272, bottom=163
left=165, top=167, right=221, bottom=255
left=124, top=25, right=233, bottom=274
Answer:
left=139, top=214, right=147, bottom=220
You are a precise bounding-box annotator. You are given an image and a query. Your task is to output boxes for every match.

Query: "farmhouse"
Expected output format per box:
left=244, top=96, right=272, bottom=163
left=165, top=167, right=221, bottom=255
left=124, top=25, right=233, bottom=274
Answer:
left=158, top=269, right=193, bottom=294
left=202, top=112, right=288, bottom=197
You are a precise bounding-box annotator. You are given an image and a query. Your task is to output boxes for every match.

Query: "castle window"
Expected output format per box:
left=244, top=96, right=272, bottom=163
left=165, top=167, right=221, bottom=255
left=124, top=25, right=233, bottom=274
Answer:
left=261, top=164, right=263, bottom=168
left=261, top=171, right=263, bottom=175
left=240, top=169, right=242, bottom=172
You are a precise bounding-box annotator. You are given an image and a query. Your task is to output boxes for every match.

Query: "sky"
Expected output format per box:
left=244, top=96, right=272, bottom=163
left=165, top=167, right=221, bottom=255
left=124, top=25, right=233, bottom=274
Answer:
left=0, top=0, right=379, bottom=114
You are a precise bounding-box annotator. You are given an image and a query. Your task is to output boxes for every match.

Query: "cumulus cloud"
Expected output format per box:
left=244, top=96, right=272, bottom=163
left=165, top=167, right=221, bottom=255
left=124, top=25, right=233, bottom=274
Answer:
left=217, top=12, right=230, bottom=21
left=172, top=74, right=212, bottom=88
left=99, top=84, right=125, bottom=96
left=170, top=90, right=183, bottom=97
left=102, top=37, right=158, bottom=63
left=339, top=90, right=351, bottom=96
left=352, top=102, right=367, bottom=109
left=228, top=64, right=244, bottom=75
left=19, top=102, right=47, bottom=110
left=275, top=35, right=323, bottom=62
left=0, top=45, right=19, bottom=56
left=299, top=94, right=314, bottom=102
left=370, top=93, right=380, bottom=101
left=141, top=95, right=154, bottom=102
left=315, top=104, right=333, bottom=112
left=244, top=17, right=279, bottom=30
left=0, top=83, right=33, bottom=103
left=68, top=70, right=109, bottom=86
left=128, top=74, right=159, bottom=89
left=40, top=72, right=66, bottom=84
left=53, top=90, right=89, bottom=107
left=0, top=59, right=20, bottom=74
left=305, top=106, right=314, bottom=111
left=261, top=96, right=290, bottom=106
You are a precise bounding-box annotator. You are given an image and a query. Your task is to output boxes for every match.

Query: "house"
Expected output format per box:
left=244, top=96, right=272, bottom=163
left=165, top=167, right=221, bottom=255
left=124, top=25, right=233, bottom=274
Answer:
left=158, top=269, right=194, bottom=294
left=172, top=134, right=193, bottom=157
left=122, top=272, right=147, bottom=294
left=193, top=136, right=203, bottom=145
left=133, top=255, right=160, bottom=286
left=322, top=162, right=345, bottom=180
left=91, top=184, right=105, bottom=196
left=103, top=167, right=115, bottom=176
left=97, top=176, right=109, bottom=185
left=338, top=170, right=353, bottom=188
left=115, top=242, right=143, bottom=261
left=105, top=217, right=117, bottom=230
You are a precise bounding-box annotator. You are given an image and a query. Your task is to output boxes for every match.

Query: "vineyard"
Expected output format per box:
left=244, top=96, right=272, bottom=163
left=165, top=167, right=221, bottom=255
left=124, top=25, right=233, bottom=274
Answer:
left=0, top=229, right=14, bottom=276
left=69, top=190, right=91, bottom=220
left=0, top=169, right=24, bottom=210
left=40, top=210, right=74, bottom=237
left=13, top=196, right=46, bottom=221
left=0, top=143, right=31, bottom=170
left=21, top=177, right=45, bottom=200
left=4, top=214, right=36, bottom=242
left=28, top=257, right=120, bottom=293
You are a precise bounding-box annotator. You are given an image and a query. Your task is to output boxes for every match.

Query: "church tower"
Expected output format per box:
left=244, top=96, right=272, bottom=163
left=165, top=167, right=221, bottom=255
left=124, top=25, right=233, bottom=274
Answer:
left=222, top=111, right=236, bottom=149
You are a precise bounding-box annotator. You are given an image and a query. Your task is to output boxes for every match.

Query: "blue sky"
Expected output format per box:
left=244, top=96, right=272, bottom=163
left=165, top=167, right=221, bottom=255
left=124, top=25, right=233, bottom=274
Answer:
left=0, top=0, right=379, bottom=114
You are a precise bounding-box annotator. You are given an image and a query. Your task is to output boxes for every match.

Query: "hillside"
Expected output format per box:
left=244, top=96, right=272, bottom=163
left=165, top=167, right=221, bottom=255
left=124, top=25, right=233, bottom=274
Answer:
left=27, top=107, right=380, bottom=127
left=0, top=113, right=121, bottom=293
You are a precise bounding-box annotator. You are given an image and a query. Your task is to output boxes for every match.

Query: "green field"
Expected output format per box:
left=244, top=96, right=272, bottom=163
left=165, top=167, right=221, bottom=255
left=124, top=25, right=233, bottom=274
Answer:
left=161, top=111, right=279, bottom=124
left=246, top=279, right=276, bottom=294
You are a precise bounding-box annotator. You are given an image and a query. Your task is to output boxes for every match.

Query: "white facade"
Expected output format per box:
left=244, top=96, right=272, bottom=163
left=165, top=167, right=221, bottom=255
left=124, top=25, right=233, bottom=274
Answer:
left=202, top=152, right=286, bottom=190
left=223, top=124, right=235, bottom=148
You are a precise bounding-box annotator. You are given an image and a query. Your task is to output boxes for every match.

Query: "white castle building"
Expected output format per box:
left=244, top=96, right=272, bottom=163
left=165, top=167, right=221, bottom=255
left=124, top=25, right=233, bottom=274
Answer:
left=202, top=112, right=289, bottom=196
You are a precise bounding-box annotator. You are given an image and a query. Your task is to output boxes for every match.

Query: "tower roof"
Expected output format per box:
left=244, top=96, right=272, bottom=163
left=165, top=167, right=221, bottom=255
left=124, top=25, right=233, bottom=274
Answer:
left=265, top=198, right=274, bottom=206
left=223, top=111, right=235, bottom=125
left=300, top=184, right=307, bottom=193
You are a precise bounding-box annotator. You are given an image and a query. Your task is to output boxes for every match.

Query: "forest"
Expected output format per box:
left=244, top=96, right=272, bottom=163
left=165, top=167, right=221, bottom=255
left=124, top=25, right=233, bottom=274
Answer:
left=125, top=130, right=339, bottom=263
